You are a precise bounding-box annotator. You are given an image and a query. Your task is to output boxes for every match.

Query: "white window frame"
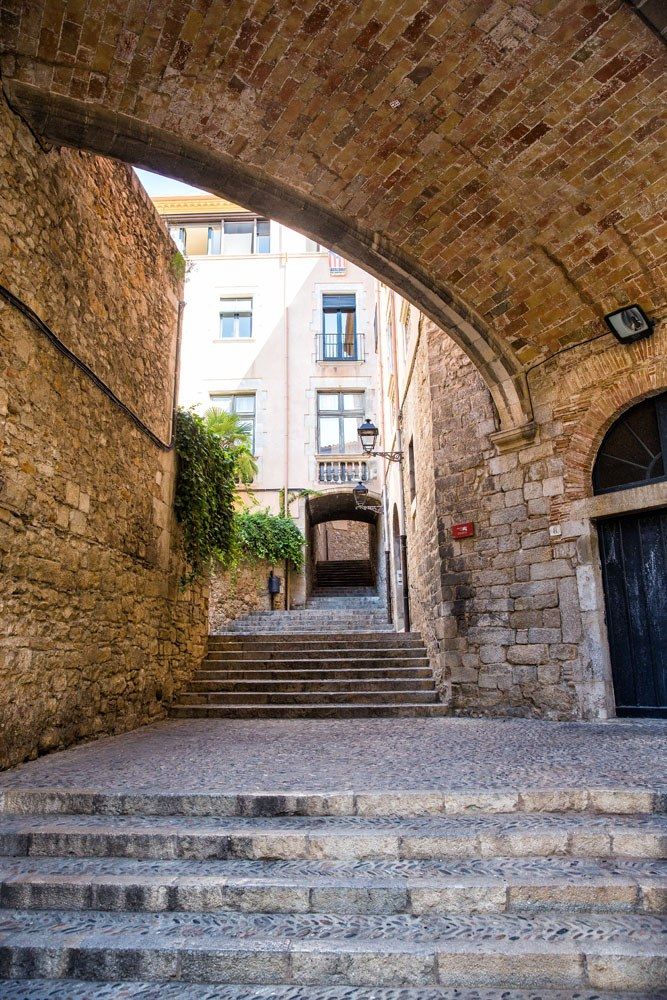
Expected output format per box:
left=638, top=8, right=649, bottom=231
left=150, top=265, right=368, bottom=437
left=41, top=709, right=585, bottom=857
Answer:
left=219, top=298, right=253, bottom=341
left=208, top=392, right=257, bottom=452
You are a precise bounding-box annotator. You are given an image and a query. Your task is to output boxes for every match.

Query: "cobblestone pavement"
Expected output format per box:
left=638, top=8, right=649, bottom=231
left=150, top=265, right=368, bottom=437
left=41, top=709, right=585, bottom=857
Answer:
left=1, top=718, right=665, bottom=794
left=3, top=985, right=666, bottom=999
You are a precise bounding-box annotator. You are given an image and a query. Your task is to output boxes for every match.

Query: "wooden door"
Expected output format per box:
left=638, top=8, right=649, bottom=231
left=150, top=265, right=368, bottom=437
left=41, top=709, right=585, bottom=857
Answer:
left=598, top=510, right=667, bottom=717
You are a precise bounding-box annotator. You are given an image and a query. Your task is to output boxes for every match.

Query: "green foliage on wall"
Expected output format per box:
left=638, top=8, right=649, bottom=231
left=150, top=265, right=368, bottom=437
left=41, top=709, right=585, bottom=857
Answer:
left=226, top=509, right=305, bottom=571
left=174, top=408, right=236, bottom=579
left=203, top=407, right=258, bottom=485
left=169, top=251, right=186, bottom=282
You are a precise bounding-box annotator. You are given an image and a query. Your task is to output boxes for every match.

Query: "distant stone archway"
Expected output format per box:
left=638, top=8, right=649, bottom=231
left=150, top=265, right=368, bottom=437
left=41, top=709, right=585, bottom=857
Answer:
left=306, top=490, right=383, bottom=595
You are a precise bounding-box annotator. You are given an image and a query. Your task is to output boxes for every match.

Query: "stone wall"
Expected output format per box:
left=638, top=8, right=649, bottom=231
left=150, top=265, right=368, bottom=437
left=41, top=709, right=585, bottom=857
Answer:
left=314, top=521, right=372, bottom=564
left=0, top=95, right=207, bottom=769
left=402, top=318, right=667, bottom=720
left=209, top=561, right=284, bottom=632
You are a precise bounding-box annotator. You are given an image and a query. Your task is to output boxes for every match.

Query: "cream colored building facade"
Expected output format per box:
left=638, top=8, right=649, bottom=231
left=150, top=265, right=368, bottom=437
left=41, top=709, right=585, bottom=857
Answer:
left=153, top=195, right=381, bottom=606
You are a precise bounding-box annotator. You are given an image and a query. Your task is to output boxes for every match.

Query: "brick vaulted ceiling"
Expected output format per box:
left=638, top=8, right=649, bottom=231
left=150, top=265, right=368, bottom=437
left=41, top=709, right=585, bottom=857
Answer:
left=1, top=1, right=665, bottom=431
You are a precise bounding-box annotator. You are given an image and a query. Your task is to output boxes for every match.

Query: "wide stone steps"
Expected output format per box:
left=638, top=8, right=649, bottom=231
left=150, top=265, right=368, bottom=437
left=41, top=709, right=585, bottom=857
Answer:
left=1, top=985, right=663, bottom=1000
left=305, top=597, right=386, bottom=609
left=208, top=636, right=425, bottom=649
left=190, top=675, right=433, bottom=690
left=195, top=668, right=433, bottom=682
left=205, top=649, right=428, bottom=661
left=204, top=653, right=428, bottom=665
left=179, top=689, right=439, bottom=706
left=0, top=777, right=664, bottom=994
left=0, top=906, right=664, bottom=990
left=0, top=854, right=663, bottom=915
left=228, top=624, right=394, bottom=634
left=1, top=811, right=664, bottom=861
left=225, top=614, right=392, bottom=634
left=170, top=703, right=450, bottom=718
left=175, top=623, right=440, bottom=719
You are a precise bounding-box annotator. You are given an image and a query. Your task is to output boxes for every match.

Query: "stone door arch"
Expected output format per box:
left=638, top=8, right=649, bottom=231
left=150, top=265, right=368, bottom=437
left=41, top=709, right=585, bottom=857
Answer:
left=594, top=391, right=667, bottom=717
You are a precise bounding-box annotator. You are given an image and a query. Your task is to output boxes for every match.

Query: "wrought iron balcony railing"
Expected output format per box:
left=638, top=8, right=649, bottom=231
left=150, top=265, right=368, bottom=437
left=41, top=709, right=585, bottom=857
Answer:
left=316, top=332, right=365, bottom=362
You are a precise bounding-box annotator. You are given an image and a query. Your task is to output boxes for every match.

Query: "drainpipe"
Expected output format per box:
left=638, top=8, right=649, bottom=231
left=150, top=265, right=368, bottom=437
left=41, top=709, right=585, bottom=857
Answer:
left=383, top=489, right=393, bottom=625
left=282, top=251, right=290, bottom=611
left=396, top=419, right=411, bottom=632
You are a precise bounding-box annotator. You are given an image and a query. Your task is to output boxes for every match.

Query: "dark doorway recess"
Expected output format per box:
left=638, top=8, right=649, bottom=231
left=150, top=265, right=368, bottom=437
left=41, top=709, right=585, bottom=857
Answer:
left=594, top=390, right=667, bottom=718
left=598, top=511, right=667, bottom=718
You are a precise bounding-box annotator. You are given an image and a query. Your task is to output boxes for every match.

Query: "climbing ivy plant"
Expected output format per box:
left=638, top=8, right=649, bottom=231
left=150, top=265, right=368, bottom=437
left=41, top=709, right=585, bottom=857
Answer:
left=173, top=408, right=236, bottom=580
left=224, top=509, right=305, bottom=572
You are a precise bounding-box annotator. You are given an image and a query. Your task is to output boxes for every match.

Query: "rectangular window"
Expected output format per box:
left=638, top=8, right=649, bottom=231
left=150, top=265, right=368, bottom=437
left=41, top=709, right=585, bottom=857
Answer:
left=256, top=219, right=271, bottom=253
left=219, top=298, right=253, bottom=340
left=224, top=219, right=254, bottom=254
left=209, top=393, right=256, bottom=451
left=317, top=391, right=364, bottom=455
left=408, top=438, right=416, bottom=502
left=169, top=224, right=221, bottom=255
left=322, top=294, right=357, bottom=361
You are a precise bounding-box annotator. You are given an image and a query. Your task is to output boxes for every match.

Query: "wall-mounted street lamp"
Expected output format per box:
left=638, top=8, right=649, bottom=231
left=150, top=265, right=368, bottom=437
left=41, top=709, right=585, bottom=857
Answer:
left=604, top=304, right=654, bottom=345
left=352, top=479, right=382, bottom=514
left=357, top=417, right=403, bottom=462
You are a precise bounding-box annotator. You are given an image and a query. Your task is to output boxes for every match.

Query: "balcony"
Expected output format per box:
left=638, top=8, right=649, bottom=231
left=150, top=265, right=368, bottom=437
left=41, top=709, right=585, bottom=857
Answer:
left=316, top=332, right=365, bottom=363
left=318, top=459, right=371, bottom=484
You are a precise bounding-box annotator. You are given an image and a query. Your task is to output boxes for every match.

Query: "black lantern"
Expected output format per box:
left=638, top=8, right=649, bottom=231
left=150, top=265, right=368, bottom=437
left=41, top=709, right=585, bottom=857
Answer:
left=604, top=305, right=653, bottom=345
left=358, top=417, right=379, bottom=454
left=352, top=480, right=369, bottom=500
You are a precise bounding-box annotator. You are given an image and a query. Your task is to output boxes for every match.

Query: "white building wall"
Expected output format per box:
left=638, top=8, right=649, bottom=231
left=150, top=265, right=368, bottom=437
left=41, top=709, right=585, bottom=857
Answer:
left=173, top=216, right=380, bottom=605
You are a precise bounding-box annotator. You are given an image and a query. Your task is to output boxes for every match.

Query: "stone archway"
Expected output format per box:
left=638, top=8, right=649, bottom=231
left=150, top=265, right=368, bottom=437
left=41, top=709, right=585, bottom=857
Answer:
left=2, top=0, right=663, bottom=438
left=306, top=490, right=383, bottom=598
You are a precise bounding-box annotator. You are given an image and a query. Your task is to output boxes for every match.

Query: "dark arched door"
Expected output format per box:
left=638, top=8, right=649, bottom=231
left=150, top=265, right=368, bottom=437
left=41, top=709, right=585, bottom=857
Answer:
left=594, top=392, right=667, bottom=717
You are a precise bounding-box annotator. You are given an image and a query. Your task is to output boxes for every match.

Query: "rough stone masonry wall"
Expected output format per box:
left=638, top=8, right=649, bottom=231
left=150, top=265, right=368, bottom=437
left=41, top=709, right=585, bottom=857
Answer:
left=403, top=318, right=667, bottom=720
left=398, top=322, right=449, bottom=697
left=0, top=95, right=207, bottom=768
left=314, top=521, right=371, bottom=564
left=209, top=561, right=284, bottom=632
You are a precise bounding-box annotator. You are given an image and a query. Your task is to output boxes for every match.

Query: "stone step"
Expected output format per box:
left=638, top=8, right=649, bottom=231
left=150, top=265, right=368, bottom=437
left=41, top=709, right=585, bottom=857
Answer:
left=1, top=811, right=663, bottom=861
left=3, top=787, right=660, bottom=819
left=305, top=595, right=385, bottom=601
left=202, top=657, right=430, bottom=670
left=0, top=907, right=663, bottom=990
left=227, top=626, right=394, bottom=634
left=194, top=669, right=433, bottom=683
left=311, top=586, right=384, bottom=597
left=205, top=649, right=427, bottom=661
left=170, top=703, right=449, bottom=719
left=0, top=855, right=663, bottom=915
left=226, top=626, right=394, bottom=634
left=189, top=678, right=436, bottom=693
left=236, top=608, right=392, bottom=621
left=178, top=689, right=439, bottom=706
left=0, top=984, right=663, bottom=1000
left=208, top=635, right=424, bottom=648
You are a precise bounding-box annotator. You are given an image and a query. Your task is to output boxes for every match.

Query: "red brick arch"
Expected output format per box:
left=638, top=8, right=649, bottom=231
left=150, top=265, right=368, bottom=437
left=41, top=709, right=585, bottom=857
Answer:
left=563, top=335, right=667, bottom=501
left=2, top=1, right=664, bottom=432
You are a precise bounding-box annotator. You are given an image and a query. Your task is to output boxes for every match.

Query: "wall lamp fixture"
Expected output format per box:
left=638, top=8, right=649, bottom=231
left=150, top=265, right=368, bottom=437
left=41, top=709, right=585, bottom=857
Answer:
left=357, top=417, right=403, bottom=462
left=352, top=480, right=382, bottom=514
left=604, top=304, right=654, bottom=345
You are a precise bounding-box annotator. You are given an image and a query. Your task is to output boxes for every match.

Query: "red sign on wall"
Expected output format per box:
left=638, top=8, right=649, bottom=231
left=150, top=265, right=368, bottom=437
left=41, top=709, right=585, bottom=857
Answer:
left=452, top=521, right=474, bottom=539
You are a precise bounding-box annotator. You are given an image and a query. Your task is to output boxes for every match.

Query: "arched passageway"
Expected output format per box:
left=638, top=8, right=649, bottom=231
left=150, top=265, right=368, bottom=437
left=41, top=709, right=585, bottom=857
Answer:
left=3, top=2, right=664, bottom=436
left=306, top=491, right=383, bottom=601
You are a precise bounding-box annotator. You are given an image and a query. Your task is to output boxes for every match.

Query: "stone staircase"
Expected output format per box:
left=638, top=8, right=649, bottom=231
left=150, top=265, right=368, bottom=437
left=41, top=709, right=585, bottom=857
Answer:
left=170, top=627, right=446, bottom=718
left=0, top=784, right=664, bottom=997
left=316, top=557, right=375, bottom=588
